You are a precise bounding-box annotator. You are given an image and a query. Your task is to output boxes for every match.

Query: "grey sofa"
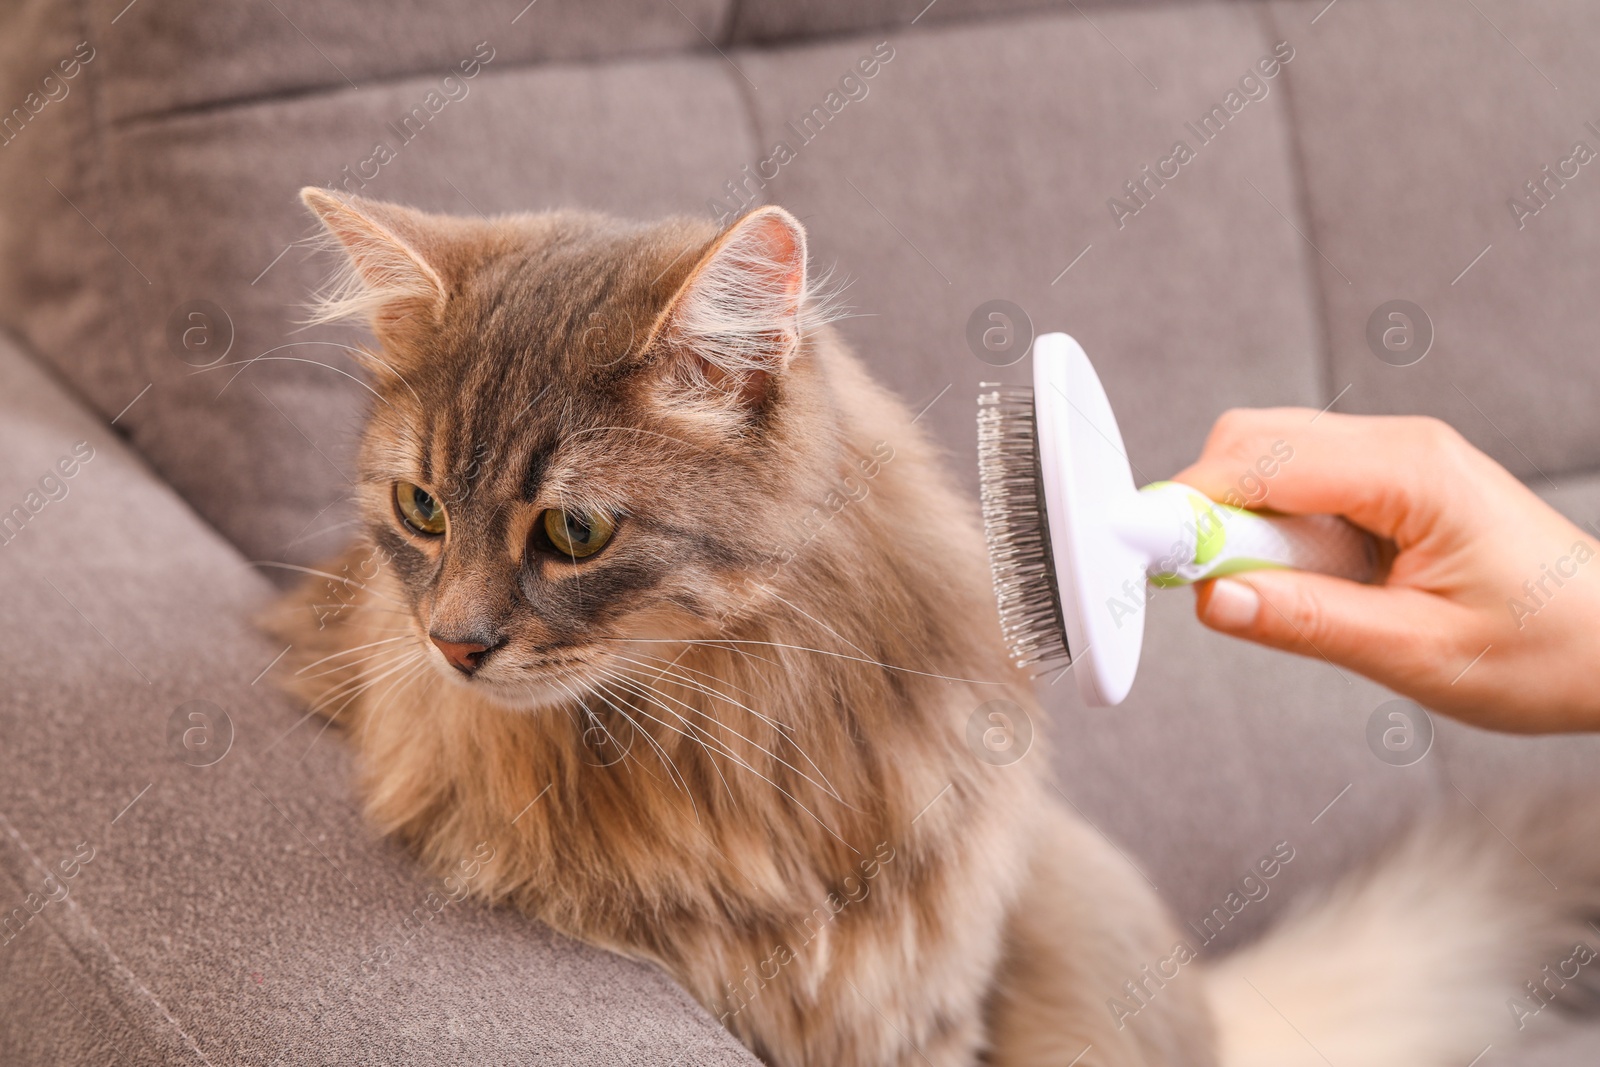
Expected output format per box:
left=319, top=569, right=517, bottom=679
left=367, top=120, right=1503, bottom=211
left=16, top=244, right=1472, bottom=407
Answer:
left=3, top=0, right=1600, bottom=1062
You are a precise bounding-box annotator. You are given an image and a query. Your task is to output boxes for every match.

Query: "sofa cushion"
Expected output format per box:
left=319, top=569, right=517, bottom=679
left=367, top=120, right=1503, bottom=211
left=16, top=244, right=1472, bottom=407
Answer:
left=1270, top=0, right=1600, bottom=480
left=0, top=331, right=755, bottom=1065
left=729, top=0, right=1193, bottom=45
left=96, top=0, right=732, bottom=121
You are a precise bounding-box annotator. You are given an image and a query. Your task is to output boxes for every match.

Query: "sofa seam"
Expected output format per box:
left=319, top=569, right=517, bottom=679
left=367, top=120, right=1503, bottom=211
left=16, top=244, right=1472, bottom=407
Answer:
left=715, top=0, right=743, bottom=46
left=722, top=0, right=1177, bottom=50
left=0, top=834, right=158, bottom=1059
left=1259, top=0, right=1339, bottom=407
left=108, top=16, right=746, bottom=131
left=0, top=806, right=214, bottom=1065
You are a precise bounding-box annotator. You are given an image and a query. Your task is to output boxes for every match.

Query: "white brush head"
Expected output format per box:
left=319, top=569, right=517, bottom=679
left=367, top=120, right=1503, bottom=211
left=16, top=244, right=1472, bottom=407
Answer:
left=978, top=334, right=1145, bottom=706
left=1032, top=334, right=1146, bottom=705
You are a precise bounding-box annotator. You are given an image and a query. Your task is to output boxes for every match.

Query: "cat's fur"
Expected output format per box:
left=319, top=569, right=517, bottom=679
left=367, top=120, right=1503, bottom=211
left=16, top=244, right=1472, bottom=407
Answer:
left=268, top=191, right=1600, bottom=1066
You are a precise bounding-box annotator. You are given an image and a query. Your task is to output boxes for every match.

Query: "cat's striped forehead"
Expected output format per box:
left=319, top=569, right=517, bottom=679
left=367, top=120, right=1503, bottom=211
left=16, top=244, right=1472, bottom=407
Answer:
left=359, top=217, right=696, bottom=510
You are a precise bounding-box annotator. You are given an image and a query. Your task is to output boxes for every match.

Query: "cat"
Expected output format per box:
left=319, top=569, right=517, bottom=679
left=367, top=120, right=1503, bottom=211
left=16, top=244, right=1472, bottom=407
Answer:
left=268, top=190, right=1600, bottom=1066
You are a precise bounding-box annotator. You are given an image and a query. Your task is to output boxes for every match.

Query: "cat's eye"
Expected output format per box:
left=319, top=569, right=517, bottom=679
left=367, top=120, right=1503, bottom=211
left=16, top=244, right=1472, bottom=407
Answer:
left=394, top=481, right=447, bottom=536
left=540, top=507, right=616, bottom=559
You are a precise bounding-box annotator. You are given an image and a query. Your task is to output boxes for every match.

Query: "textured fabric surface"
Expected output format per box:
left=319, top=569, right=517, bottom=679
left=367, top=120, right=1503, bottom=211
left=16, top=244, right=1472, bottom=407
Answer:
left=0, top=333, right=756, bottom=1065
left=728, top=0, right=1198, bottom=44
left=1270, top=0, right=1600, bottom=480
left=93, top=0, right=732, bottom=121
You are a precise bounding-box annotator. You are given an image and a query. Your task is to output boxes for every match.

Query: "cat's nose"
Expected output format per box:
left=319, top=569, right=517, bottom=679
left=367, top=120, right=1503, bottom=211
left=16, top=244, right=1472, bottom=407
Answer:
left=429, top=632, right=500, bottom=675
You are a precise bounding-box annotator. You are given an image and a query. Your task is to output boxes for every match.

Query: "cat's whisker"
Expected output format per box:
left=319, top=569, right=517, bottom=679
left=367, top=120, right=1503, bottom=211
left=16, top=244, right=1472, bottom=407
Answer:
left=250, top=560, right=410, bottom=607
left=306, top=648, right=422, bottom=716
left=609, top=638, right=1005, bottom=687
left=603, top=653, right=822, bottom=769
left=368, top=653, right=437, bottom=741
left=569, top=692, right=640, bottom=776
left=559, top=674, right=644, bottom=766
left=295, top=635, right=414, bottom=676
left=604, top=676, right=857, bottom=854
left=605, top=636, right=782, bottom=670
left=336, top=345, right=423, bottom=406
left=302, top=652, right=429, bottom=763
left=322, top=651, right=426, bottom=723
left=606, top=648, right=762, bottom=703
left=608, top=633, right=784, bottom=675
left=603, top=670, right=848, bottom=807
left=594, top=674, right=742, bottom=811
left=595, top=672, right=732, bottom=809
left=597, top=669, right=834, bottom=807
left=584, top=678, right=696, bottom=802
left=297, top=643, right=421, bottom=681
left=603, top=653, right=847, bottom=803
left=763, top=589, right=880, bottom=665
left=284, top=517, right=364, bottom=550
left=260, top=646, right=419, bottom=753
left=195, top=348, right=396, bottom=409
left=605, top=652, right=784, bottom=730
left=267, top=654, right=405, bottom=747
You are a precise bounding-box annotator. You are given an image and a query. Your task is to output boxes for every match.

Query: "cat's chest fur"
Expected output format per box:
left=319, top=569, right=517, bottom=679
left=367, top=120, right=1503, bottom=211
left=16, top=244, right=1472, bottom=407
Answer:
left=272, top=549, right=1045, bottom=1065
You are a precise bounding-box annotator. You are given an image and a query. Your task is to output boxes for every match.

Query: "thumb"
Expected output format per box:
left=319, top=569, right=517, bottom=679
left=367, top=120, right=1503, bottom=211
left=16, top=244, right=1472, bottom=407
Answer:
left=1195, top=570, right=1457, bottom=689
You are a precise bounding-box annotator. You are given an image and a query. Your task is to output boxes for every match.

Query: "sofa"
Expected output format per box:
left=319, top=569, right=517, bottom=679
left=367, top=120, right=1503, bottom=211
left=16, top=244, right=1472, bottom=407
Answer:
left=3, top=0, right=1599, bottom=1061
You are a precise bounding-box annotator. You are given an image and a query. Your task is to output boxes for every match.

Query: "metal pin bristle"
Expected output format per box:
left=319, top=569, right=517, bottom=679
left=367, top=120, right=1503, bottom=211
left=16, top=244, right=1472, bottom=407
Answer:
left=977, top=384, right=1071, bottom=671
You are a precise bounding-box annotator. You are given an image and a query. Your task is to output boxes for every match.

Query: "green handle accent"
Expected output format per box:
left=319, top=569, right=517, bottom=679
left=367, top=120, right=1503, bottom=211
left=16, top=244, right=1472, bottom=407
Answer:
left=1140, top=482, right=1378, bottom=586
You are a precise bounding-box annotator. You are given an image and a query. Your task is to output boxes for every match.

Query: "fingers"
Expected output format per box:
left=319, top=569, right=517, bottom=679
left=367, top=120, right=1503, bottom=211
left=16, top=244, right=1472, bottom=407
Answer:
left=1170, top=409, right=1477, bottom=545
left=1194, top=570, right=1469, bottom=691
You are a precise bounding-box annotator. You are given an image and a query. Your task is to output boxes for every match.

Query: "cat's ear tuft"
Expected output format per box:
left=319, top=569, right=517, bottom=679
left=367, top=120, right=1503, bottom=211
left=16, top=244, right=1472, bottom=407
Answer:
left=299, top=188, right=448, bottom=335
left=656, top=206, right=810, bottom=408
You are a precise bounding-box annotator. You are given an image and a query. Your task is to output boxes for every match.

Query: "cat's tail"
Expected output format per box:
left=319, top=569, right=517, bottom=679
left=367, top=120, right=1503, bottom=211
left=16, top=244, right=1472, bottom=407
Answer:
left=1205, top=793, right=1600, bottom=1067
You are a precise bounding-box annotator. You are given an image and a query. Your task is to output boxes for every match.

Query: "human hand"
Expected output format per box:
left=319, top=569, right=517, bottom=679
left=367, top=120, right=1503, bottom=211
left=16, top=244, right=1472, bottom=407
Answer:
left=1172, top=409, right=1600, bottom=733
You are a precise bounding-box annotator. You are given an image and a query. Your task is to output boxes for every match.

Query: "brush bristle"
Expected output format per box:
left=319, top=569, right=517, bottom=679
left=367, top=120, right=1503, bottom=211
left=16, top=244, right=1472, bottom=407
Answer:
left=977, top=385, right=1071, bottom=671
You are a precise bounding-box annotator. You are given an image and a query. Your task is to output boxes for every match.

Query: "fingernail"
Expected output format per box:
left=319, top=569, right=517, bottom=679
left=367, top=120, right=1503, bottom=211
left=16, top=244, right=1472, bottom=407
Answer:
left=1204, top=578, right=1260, bottom=631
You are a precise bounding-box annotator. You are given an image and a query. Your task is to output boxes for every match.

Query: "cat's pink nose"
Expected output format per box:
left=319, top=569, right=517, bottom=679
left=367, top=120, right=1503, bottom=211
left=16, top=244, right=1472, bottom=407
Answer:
left=430, top=633, right=495, bottom=675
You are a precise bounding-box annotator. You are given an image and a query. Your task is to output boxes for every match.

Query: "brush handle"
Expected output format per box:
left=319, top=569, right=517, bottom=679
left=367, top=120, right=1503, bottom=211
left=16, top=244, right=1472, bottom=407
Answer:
left=1135, top=481, right=1382, bottom=587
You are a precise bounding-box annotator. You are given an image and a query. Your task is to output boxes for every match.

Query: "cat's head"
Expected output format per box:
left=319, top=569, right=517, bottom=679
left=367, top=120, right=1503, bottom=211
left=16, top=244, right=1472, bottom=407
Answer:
left=300, top=190, right=846, bottom=709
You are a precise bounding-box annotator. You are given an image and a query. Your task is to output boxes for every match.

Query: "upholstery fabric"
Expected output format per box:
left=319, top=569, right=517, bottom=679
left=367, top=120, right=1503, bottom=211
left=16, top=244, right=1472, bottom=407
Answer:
left=94, top=0, right=733, bottom=120
left=729, top=0, right=1194, bottom=44
left=1269, top=0, right=1600, bottom=480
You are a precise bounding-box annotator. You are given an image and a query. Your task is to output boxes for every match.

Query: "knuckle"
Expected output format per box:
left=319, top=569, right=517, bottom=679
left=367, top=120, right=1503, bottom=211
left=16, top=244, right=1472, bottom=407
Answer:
left=1206, top=408, right=1265, bottom=463
left=1406, top=415, right=1465, bottom=457
left=1394, top=416, right=1477, bottom=499
left=1210, top=407, right=1256, bottom=443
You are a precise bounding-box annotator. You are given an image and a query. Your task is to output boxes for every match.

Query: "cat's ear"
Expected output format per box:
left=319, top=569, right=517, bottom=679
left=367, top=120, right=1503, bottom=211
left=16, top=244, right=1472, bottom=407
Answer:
left=299, top=188, right=448, bottom=336
left=654, top=206, right=809, bottom=408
